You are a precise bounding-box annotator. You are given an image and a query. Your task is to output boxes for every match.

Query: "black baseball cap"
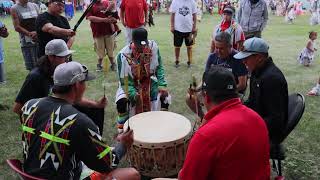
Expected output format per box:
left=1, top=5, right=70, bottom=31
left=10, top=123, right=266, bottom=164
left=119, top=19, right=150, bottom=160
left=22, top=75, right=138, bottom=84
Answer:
left=202, top=66, right=237, bottom=96
left=132, top=28, right=148, bottom=47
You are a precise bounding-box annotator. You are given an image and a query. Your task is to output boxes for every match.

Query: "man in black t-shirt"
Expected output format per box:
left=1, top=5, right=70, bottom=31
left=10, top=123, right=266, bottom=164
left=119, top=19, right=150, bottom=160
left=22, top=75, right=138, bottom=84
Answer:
left=205, top=32, right=248, bottom=93
left=21, top=61, right=140, bottom=179
left=35, top=0, right=75, bottom=57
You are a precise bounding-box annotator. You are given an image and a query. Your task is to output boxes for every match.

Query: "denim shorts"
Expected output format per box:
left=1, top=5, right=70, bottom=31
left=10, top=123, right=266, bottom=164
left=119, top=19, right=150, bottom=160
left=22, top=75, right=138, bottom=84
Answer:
left=21, top=45, right=38, bottom=70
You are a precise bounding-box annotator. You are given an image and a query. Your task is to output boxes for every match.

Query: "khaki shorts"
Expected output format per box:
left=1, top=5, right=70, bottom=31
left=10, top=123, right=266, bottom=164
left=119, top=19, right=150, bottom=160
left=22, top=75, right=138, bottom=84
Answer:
left=94, top=34, right=116, bottom=59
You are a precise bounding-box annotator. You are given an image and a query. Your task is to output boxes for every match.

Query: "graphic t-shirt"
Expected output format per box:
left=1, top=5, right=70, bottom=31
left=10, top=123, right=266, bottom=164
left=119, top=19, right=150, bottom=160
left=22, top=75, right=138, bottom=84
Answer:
left=21, top=97, right=123, bottom=179
left=169, top=0, right=197, bottom=33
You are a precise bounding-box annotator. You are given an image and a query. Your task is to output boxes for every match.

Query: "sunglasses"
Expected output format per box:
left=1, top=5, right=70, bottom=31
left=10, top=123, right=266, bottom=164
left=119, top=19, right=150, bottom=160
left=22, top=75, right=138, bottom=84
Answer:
left=53, top=2, right=64, bottom=7
left=56, top=55, right=71, bottom=62
left=69, top=65, right=89, bottom=83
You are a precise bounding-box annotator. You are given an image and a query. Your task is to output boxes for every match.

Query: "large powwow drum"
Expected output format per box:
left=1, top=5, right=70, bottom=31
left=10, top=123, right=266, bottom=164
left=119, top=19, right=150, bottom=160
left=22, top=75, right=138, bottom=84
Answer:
left=124, top=111, right=192, bottom=177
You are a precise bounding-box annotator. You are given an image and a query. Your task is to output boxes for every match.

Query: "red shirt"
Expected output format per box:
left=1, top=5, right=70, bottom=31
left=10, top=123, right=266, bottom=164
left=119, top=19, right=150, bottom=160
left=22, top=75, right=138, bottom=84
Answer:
left=179, top=98, right=270, bottom=180
left=120, top=0, right=148, bottom=28
left=86, top=1, right=114, bottom=37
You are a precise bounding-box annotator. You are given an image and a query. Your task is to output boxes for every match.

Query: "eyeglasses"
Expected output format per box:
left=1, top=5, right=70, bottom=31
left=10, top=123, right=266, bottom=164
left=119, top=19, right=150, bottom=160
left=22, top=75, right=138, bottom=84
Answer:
left=82, top=65, right=88, bottom=79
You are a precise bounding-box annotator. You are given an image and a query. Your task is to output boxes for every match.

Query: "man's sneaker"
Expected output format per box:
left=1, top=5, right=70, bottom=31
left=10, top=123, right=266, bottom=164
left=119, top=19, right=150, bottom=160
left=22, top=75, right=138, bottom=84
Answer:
left=175, top=61, right=180, bottom=68
left=187, top=61, right=191, bottom=68
left=96, top=64, right=103, bottom=72
left=110, top=63, right=116, bottom=71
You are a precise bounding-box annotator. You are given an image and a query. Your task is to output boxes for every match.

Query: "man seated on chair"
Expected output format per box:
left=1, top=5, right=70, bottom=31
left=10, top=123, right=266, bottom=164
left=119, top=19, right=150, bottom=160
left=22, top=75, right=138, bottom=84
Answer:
left=13, top=39, right=106, bottom=116
left=185, top=32, right=247, bottom=119
left=233, top=37, right=288, bottom=145
left=179, top=66, right=270, bottom=180
left=20, top=61, right=140, bottom=180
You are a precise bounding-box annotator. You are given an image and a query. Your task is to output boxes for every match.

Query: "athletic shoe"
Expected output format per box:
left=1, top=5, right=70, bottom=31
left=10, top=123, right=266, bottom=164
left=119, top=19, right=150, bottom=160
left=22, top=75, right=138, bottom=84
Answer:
left=110, top=63, right=116, bottom=71
left=96, top=64, right=103, bottom=72
left=175, top=61, right=180, bottom=68
left=187, top=61, right=191, bottom=68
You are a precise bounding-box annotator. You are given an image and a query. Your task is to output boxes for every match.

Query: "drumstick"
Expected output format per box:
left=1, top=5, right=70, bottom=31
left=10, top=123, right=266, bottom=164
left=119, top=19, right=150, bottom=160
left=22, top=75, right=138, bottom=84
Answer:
left=103, top=85, right=106, bottom=98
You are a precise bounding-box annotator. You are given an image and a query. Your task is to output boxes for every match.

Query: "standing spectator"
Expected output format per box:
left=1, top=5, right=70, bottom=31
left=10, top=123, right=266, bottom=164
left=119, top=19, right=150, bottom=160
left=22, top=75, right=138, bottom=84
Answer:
left=310, top=0, right=320, bottom=25
left=35, top=0, right=75, bottom=58
left=11, top=0, right=40, bottom=71
left=234, top=38, right=288, bottom=145
left=180, top=66, right=270, bottom=180
left=170, top=0, right=197, bottom=68
left=39, top=2, right=48, bottom=13
left=86, top=0, right=118, bottom=72
left=237, top=0, right=268, bottom=39
left=120, top=0, right=148, bottom=45
left=211, top=6, right=245, bottom=52
left=269, top=0, right=276, bottom=15
left=64, top=0, right=74, bottom=20
left=0, top=21, right=9, bottom=84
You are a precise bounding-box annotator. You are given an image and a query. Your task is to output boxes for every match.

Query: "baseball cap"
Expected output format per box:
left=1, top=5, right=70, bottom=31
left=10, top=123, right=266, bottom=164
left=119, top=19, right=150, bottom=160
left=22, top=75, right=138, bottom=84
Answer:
left=223, top=6, right=235, bottom=14
left=45, top=39, right=74, bottom=57
left=202, top=66, right=237, bottom=95
left=53, top=61, right=95, bottom=86
left=132, top=28, right=148, bottom=47
left=234, top=37, right=269, bottom=60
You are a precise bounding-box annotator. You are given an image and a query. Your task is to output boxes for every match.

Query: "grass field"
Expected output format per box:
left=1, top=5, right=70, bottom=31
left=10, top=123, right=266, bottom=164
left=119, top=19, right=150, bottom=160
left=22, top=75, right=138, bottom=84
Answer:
left=0, top=12, right=320, bottom=179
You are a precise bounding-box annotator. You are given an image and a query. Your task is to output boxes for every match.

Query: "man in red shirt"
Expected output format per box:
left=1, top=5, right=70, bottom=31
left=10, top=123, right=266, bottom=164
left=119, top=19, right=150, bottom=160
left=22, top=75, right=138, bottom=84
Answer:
left=87, top=0, right=118, bottom=71
left=180, top=66, right=270, bottom=180
left=120, top=0, right=148, bottom=45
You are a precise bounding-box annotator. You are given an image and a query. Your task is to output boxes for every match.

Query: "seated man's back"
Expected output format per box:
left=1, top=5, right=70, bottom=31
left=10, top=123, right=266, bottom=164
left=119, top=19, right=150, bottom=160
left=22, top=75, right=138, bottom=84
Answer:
left=181, top=100, right=270, bottom=180
left=22, top=97, right=113, bottom=179
left=180, top=66, right=269, bottom=180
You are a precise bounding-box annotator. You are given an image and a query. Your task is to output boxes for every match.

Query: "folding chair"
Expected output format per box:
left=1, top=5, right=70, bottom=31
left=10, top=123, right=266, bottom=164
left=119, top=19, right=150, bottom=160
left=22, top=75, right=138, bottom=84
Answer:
left=6, top=159, right=47, bottom=180
left=270, top=93, right=305, bottom=180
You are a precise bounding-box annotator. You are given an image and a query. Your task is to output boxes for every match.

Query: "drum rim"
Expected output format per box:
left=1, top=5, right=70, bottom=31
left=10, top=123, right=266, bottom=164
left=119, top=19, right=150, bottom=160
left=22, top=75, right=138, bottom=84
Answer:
left=124, top=111, right=192, bottom=144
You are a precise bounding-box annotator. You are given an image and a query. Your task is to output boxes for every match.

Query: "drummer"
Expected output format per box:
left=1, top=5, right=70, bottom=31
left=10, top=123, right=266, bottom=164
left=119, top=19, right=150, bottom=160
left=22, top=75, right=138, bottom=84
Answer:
left=20, top=61, right=140, bottom=179
left=115, top=28, right=170, bottom=133
left=13, top=39, right=106, bottom=116
left=180, top=66, right=270, bottom=179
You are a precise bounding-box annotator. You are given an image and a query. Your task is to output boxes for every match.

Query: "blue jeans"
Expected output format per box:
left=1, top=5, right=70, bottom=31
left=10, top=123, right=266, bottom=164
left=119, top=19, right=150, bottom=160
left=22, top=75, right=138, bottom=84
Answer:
left=0, top=62, right=5, bottom=83
left=21, top=45, right=38, bottom=70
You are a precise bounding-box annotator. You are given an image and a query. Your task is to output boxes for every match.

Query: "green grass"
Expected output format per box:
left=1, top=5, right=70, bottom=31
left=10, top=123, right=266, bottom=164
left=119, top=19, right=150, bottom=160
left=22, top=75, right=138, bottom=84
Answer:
left=0, top=13, right=320, bottom=179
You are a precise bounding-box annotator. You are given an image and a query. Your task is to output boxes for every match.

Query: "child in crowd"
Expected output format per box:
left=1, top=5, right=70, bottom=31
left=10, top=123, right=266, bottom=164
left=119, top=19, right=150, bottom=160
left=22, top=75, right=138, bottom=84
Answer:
left=0, top=21, right=9, bottom=84
left=307, top=77, right=320, bottom=96
left=105, top=0, right=121, bottom=36
left=286, top=5, right=296, bottom=24
left=298, top=31, right=317, bottom=67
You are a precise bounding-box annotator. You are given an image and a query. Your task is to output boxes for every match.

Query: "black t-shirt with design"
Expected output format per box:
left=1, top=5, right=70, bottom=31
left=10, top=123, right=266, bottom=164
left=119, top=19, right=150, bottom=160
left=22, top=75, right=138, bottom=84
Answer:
left=35, top=12, right=70, bottom=57
left=15, top=67, right=53, bottom=105
left=21, top=97, right=125, bottom=179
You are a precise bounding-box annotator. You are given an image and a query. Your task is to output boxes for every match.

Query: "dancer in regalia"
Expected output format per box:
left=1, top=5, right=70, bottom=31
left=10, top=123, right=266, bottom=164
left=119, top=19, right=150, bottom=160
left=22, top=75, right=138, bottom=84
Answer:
left=115, top=28, right=170, bottom=132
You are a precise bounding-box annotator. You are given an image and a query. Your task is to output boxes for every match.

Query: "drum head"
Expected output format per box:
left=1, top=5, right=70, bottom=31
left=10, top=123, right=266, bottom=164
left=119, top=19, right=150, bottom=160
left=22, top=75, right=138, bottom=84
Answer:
left=124, top=111, right=191, bottom=144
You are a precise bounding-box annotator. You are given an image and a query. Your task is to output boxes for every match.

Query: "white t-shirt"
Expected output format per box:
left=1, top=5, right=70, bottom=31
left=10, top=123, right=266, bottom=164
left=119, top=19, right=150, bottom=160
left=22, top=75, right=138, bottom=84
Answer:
left=169, top=0, right=197, bottom=33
